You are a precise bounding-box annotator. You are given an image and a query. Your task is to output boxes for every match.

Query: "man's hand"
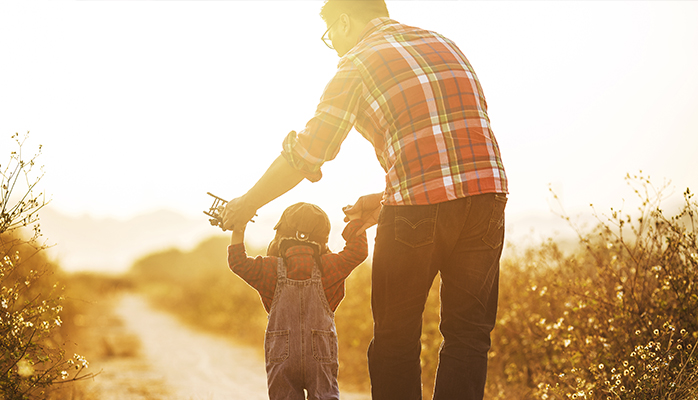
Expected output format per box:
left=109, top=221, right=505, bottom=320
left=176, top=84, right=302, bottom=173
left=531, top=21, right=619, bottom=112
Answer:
left=222, top=195, right=258, bottom=232
left=343, top=192, right=383, bottom=233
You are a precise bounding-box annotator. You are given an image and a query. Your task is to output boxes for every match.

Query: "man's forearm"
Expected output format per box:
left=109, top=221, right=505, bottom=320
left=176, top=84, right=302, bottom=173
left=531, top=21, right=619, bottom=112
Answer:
left=243, top=154, right=306, bottom=212
left=222, top=155, right=308, bottom=231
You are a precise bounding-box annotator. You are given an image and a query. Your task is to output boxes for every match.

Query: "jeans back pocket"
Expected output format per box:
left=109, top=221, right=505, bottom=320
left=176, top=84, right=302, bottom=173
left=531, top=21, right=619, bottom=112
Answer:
left=481, top=194, right=507, bottom=249
left=394, top=205, right=438, bottom=248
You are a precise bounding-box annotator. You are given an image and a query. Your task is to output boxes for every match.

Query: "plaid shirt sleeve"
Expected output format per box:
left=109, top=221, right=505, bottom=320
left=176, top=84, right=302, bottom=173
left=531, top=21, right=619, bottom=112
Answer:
left=320, top=220, right=368, bottom=309
left=282, top=18, right=507, bottom=205
left=227, top=243, right=277, bottom=312
left=281, top=57, right=364, bottom=182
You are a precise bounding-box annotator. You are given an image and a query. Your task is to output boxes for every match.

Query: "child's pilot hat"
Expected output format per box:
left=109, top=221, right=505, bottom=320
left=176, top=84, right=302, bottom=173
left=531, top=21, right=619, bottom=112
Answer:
left=267, top=202, right=331, bottom=257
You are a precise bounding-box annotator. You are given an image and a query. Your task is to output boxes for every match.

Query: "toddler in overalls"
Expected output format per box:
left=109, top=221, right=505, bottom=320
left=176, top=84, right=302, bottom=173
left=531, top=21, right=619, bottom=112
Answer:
left=227, top=202, right=368, bottom=400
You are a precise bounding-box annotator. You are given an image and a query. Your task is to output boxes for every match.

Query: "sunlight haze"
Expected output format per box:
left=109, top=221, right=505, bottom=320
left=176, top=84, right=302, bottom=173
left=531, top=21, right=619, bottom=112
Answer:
left=2, top=1, right=697, bottom=271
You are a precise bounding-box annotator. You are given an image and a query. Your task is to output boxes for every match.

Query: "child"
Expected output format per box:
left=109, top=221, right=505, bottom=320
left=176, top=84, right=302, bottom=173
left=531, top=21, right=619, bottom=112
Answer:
left=227, top=202, right=368, bottom=400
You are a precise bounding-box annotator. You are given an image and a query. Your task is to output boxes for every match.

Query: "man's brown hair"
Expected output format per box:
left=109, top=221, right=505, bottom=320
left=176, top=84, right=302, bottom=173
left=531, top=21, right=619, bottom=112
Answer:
left=320, top=0, right=389, bottom=24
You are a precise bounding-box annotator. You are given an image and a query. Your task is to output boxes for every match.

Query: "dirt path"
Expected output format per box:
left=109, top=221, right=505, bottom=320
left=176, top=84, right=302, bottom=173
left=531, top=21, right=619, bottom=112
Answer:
left=113, top=294, right=269, bottom=400
left=79, top=293, right=370, bottom=400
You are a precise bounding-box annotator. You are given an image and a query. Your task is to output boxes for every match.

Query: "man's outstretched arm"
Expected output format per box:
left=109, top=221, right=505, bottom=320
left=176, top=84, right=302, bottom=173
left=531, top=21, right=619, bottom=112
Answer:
left=222, top=155, right=305, bottom=231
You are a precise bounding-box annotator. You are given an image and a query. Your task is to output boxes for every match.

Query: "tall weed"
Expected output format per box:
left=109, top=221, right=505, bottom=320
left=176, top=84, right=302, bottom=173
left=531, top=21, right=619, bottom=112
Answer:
left=1, top=133, right=93, bottom=399
left=130, top=174, right=698, bottom=398
left=487, top=174, right=698, bottom=399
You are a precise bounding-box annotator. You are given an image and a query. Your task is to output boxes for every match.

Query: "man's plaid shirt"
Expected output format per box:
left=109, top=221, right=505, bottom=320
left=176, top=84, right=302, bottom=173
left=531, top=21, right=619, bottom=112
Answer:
left=282, top=17, right=508, bottom=205
left=227, top=220, right=368, bottom=313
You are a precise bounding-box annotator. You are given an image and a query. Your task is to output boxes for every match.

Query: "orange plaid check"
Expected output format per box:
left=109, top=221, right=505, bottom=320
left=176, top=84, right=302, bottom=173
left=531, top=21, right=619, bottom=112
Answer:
left=283, top=18, right=508, bottom=205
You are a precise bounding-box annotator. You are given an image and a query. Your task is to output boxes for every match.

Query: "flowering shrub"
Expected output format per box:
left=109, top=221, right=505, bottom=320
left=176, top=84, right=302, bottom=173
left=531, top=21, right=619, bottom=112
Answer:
left=487, top=174, right=698, bottom=399
left=131, top=172, right=697, bottom=398
left=1, top=133, right=92, bottom=399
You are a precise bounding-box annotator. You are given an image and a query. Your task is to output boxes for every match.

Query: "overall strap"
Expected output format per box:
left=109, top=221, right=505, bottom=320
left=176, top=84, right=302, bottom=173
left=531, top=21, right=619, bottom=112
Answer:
left=276, top=257, right=287, bottom=279
left=311, top=259, right=322, bottom=280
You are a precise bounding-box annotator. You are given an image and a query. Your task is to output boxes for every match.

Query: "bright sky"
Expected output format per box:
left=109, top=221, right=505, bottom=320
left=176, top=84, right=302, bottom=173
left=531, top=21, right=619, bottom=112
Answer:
left=2, top=1, right=698, bottom=247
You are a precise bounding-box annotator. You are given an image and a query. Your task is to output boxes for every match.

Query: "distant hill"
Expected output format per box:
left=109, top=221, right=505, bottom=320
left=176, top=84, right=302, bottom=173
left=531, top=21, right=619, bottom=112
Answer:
left=36, top=206, right=356, bottom=274
left=37, top=205, right=584, bottom=274
left=39, top=208, right=223, bottom=273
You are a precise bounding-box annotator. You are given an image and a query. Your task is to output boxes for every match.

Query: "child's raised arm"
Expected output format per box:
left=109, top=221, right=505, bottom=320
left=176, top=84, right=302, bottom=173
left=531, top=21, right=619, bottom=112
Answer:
left=230, top=224, right=246, bottom=245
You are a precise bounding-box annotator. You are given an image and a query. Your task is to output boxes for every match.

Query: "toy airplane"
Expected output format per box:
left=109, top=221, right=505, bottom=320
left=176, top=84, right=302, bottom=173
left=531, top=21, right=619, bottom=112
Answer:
left=204, top=192, right=256, bottom=231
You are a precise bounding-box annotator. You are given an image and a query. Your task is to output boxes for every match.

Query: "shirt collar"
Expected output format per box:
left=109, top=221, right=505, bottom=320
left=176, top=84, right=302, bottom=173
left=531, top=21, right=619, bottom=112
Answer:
left=356, top=17, right=395, bottom=44
left=283, top=245, right=315, bottom=258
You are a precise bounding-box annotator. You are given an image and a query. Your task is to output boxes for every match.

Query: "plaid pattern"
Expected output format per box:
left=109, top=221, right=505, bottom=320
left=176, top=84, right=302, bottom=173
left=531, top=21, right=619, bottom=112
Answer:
left=228, top=220, right=368, bottom=313
left=282, top=18, right=507, bottom=205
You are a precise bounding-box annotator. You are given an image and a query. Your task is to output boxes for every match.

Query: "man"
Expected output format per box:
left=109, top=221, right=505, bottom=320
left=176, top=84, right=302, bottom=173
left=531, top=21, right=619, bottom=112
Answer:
left=222, top=1, right=507, bottom=399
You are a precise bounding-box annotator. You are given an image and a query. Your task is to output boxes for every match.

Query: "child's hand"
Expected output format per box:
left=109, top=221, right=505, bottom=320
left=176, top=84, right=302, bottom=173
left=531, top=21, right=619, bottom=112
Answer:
left=222, top=196, right=257, bottom=231
left=343, top=192, right=383, bottom=233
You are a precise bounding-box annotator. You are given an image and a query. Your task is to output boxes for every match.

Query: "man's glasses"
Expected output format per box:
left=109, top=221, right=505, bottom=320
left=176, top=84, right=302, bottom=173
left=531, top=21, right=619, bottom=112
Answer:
left=321, top=18, right=340, bottom=50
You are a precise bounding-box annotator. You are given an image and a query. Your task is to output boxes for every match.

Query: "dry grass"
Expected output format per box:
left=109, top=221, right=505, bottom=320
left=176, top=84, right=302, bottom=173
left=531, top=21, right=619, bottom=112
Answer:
left=128, top=175, right=698, bottom=399
left=51, top=273, right=173, bottom=400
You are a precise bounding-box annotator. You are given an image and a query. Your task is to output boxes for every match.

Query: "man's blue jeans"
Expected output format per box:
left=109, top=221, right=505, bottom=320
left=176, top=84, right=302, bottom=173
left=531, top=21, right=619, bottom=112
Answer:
left=368, top=193, right=506, bottom=400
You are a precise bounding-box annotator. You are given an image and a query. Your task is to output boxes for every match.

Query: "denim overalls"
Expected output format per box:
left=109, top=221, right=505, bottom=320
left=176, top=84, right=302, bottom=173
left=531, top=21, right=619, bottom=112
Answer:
left=264, top=257, right=340, bottom=400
